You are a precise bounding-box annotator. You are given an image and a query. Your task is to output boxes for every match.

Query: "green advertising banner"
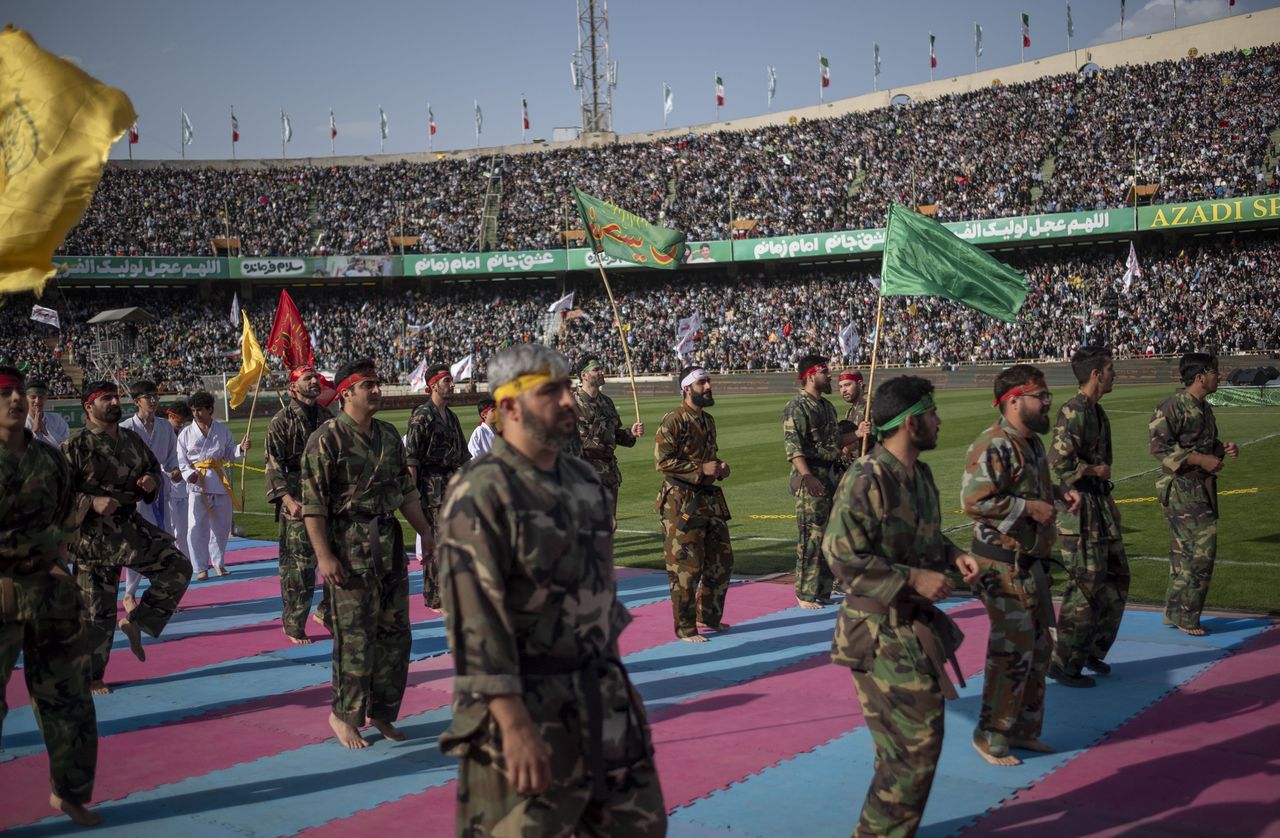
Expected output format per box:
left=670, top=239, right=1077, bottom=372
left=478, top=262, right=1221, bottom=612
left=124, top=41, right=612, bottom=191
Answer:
left=55, top=256, right=228, bottom=280
left=407, top=250, right=567, bottom=277
left=1138, top=194, right=1280, bottom=231
left=564, top=240, right=733, bottom=271
left=942, top=208, right=1132, bottom=244
left=231, top=255, right=398, bottom=279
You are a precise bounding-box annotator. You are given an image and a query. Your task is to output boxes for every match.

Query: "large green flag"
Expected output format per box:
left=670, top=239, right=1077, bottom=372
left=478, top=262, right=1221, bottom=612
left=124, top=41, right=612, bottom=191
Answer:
left=572, top=187, right=686, bottom=270
left=880, top=203, right=1028, bottom=322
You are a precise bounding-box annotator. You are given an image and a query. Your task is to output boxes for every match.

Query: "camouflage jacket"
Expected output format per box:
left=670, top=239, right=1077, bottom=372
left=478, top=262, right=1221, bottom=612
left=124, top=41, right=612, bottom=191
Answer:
left=301, top=412, right=419, bottom=573
left=574, top=387, right=637, bottom=488
left=654, top=404, right=731, bottom=520
left=822, top=446, right=965, bottom=669
left=783, top=391, right=841, bottom=478
left=844, top=397, right=868, bottom=426
left=405, top=398, right=470, bottom=509
left=264, top=398, right=328, bottom=503
left=0, top=433, right=75, bottom=570
left=961, top=415, right=1056, bottom=560
left=1149, top=391, right=1222, bottom=499
left=1050, top=393, right=1122, bottom=539
left=436, top=437, right=648, bottom=766
left=62, top=425, right=167, bottom=566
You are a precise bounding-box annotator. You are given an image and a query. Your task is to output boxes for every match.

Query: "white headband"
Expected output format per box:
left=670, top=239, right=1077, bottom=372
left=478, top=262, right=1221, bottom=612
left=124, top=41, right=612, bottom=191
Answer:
left=680, top=368, right=709, bottom=389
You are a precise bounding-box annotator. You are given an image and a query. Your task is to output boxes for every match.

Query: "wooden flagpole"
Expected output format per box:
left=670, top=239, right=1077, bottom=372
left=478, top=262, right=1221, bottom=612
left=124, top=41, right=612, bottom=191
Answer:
left=239, top=372, right=263, bottom=506
left=859, top=293, right=885, bottom=456
left=593, top=260, right=642, bottom=424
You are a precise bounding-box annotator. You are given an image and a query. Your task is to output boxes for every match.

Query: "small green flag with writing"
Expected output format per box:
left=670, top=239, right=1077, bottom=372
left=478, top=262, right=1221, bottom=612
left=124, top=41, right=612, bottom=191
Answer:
left=880, top=203, right=1028, bottom=322
left=572, top=187, right=686, bottom=270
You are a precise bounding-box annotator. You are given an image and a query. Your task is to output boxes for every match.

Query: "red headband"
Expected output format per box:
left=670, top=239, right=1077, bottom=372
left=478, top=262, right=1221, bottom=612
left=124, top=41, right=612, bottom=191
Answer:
left=838, top=371, right=863, bottom=383
left=797, top=363, right=828, bottom=382
left=479, top=403, right=496, bottom=418
left=427, top=370, right=450, bottom=389
left=289, top=365, right=316, bottom=383
left=0, top=374, right=23, bottom=390
left=993, top=385, right=1029, bottom=408
left=336, top=372, right=378, bottom=396
left=83, top=388, right=116, bottom=406
left=165, top=408, right=184, bottom=420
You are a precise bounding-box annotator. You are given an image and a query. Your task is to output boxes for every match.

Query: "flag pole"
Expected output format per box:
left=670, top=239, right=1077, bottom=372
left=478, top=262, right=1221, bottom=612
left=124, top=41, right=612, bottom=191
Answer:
left=593, top=259, right=642, bottom=425
left=859, top=293, right=885, bottom=456
left=239, top=372, right=263, bottom=504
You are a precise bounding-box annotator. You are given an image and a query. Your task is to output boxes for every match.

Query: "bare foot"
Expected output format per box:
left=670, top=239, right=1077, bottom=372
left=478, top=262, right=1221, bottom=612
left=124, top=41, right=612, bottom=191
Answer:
left=195, top=571, right=208, bottom=581
left=1010, top=737, right=1056, bottom=753
left=215, top=566, right=230, bottom=577
left=371, top=719, right=407, bottom=741
left=311, top=611, right=328, bottom=627
left=90, top=680, right=112, bottom=696
left=122, top=593, right=137, bottom=613
left=697, top=621, right=732, bottom=632
left=49, top=793, right=103, bottom=827
left=1176, top=625, right=1208, bottom=636
left=796, top=598, right=825, bottom=610
left=972, top=732, right=1022, bottom=766
left=118, top=619, right=146, bottom=662
left=285, top=633, right=312, bottom=646
left=329, top=713, right=369, bottom=749
left=679, top=635, right=709, bottom=643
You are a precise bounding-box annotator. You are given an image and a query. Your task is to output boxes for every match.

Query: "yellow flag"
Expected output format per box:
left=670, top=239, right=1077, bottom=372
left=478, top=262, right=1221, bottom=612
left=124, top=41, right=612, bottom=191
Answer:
left=0, top=26, right=136, bottom=296
left=226, top=311, right=266, bottom=409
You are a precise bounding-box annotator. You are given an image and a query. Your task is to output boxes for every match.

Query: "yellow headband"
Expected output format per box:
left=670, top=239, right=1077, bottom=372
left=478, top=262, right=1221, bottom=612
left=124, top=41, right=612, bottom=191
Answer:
left=492, top=368, right=562, bottom=402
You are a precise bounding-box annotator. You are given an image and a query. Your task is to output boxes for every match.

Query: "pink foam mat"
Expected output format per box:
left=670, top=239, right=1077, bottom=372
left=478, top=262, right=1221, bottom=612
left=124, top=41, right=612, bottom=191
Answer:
left=967, top=626, right=1280, bottom=837
left=302, top=597, right=989, bottom=837
left=223, top=545, right=280, bottom=564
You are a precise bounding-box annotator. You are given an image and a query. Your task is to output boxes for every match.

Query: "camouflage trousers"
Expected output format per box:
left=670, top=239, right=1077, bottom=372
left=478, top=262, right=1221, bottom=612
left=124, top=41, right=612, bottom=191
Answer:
left=1053, top=534, right=1129, bottom=675
left=420, top=503, right=443, bottom=610
left=659, top=500, right=735, bottom=639
left=974, top=556, right=1050, bottom=739
left=849, top=634, right=946, bottom=838
left=1162, top=493, right=1217, bottom=630
left=0, top=570, right=97, bottom=805
left=792, top=471, right=836, bottom=602
left=278, top=514, right=330, bottom=638
left=328, top=564, right=411, bottom=727
left=457, top=755, right=667, bottom=838
left=75, top=550, right=193, bottom=683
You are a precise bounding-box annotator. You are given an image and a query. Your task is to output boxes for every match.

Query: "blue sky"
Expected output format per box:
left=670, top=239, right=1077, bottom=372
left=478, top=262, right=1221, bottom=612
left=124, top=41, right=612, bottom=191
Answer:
left=13, top=0, right=1277, bottom=160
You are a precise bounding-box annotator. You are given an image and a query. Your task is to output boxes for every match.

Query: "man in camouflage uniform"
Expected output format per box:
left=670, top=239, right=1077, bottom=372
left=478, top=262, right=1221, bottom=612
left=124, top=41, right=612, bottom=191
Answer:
left=574, top=356, right=644, bottom=518
left=405, top=362, right=470, bottom=610
left=1149, top=352, right=1238, bottom=636
left=438, top=344, right=666, bottom=837
left=961, top=364, right=1079, bottom=766
left=823, top=375, right=979, bottom=838
left=655, top=365, right=734, bottom=642
left=838, top=369, right=872, bottom=453
left=0, top=366, right=102, bottom=828
left=1049, top=347, right=1129, bottom=686
left=265, top=364, right=331, bottom=643
left=302, top=358, right=433, bottom=749
left=63, top=381, right=193, bottom=695
left=784, top=354, right=841, bottom=609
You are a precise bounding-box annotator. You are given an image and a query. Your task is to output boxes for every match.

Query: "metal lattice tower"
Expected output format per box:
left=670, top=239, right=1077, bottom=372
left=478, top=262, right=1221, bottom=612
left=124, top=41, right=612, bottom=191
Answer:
left=572, top=0, right=617, bottom=134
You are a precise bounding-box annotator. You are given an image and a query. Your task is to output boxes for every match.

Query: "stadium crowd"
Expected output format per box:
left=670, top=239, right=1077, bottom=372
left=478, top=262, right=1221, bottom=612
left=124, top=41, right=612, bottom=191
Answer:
left=56, top=44, right=1280, bottom=258
left=12, top=232, right=1279, bottom=397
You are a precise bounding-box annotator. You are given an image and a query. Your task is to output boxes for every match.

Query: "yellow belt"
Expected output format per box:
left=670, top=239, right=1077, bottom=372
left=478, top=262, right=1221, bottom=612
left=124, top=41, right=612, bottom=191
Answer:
left=193, top=458, right=242, bottom=512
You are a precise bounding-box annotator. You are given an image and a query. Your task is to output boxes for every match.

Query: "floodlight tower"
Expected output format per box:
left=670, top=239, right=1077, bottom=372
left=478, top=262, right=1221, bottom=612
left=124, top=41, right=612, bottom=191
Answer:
left=571, top=0, right=617, bottom=134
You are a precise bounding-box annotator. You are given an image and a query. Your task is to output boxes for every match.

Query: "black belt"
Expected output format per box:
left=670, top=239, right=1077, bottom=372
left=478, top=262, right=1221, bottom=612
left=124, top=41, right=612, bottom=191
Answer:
left=520, top=654, right=611, bottom=803
left=844, top=595, right=965, bottom=700
left=1074, top=476, right=1114, bottom=495
left=665, top=475, right=714, bottom=493
left=969, top=540, right=1057, bottom=629
left=336, top=512, right=400, bottom=576
left=422, top=464, right=457, bottom=475
left=806, top=458, right=836, bottom=470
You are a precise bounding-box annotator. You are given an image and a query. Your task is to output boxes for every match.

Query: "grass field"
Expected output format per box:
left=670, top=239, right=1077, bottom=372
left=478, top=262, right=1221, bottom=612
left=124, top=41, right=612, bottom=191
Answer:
left=225, top=383, right=1280, bottom=615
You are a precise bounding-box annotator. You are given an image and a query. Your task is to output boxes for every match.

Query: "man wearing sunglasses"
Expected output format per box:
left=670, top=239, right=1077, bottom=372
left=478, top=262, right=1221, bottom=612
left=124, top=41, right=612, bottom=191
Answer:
left=962, top=364, right=1080, bottom=767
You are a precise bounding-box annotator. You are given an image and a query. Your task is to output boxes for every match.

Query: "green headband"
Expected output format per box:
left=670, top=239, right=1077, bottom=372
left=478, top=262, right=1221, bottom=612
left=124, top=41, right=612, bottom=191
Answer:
left=874, top=394, right=936, bottom=438
left=580, top=359, right=602, bottom=374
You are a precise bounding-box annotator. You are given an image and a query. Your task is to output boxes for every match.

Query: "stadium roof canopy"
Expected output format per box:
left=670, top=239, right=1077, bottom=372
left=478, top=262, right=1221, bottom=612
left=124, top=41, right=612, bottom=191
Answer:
left=86, top=307, right=156, bottom=325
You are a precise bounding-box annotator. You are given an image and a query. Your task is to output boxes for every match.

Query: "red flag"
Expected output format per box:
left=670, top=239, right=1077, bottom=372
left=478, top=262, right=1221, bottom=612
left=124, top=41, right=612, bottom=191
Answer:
left=266, top=289, right=314, bottom=368
left=231, top=113, right=239, bottom=143
left=428, top=106, right=437, bottom=136
left=128, top=123, right=139, bottom=144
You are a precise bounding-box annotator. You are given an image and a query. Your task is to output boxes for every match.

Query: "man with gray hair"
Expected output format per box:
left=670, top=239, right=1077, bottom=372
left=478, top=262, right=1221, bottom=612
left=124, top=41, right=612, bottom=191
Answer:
left=438, top=344, right=665, bottom=836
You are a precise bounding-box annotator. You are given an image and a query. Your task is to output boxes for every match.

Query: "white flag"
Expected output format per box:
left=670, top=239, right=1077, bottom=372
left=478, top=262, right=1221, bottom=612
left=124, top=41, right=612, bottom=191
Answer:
left=1121, top=241, right=1143, bottom=293
left=181, top=110, right=194, bottom=146
left=674, top=332, right=696, bottom=360
left=230, top=293, right=240, bottom=327
left=663, top=82, right=673, bottom=118
left=30, top=304, right=60, bottom=330
left=407, top=358, right=428, bottom=392
left=548, top=291, right=575, bottom=314
left=281, top=111, right=292, bottom=143
left=838, top=323, right=861, bottom=356
left=676, top=313, right=702, bottom=341
left=474, top=101, right=483, bottom=135
left=451, top=354, right=473, bottom=382
left=379, top=107, right=388, bottom=140
left=767, top=65, right=777, bottom=107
